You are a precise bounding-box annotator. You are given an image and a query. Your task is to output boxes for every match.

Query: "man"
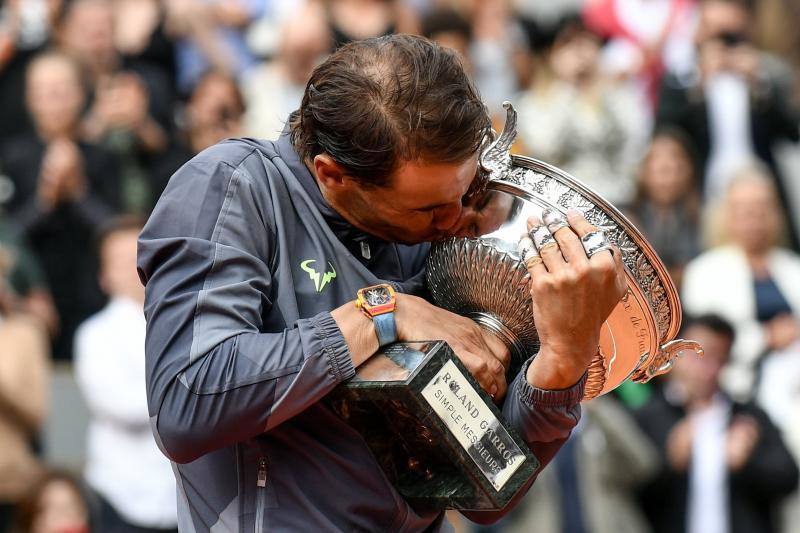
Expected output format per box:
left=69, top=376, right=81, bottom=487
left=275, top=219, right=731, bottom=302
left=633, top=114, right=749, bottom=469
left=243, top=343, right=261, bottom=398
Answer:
left=138, top=35, right=627, bottom=531
left=75, top=217, right=177, bottom=533
left=635, top=314, right=799, bottom=533
left=656, top=0, right=800, bottom=246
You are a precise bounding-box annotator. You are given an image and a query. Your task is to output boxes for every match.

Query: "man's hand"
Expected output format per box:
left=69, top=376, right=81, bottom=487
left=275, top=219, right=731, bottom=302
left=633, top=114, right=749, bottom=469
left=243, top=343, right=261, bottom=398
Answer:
left=38, top=139, right=87, bottom=207
left=666, top=417, right=694, bottom=471
left=396, top=293, right=510, bottom=400
left=524, top=209, right=627, bottom=390
left=726, top=414, right=760, bottom=471
left=765, top=313, right=800, bottom=351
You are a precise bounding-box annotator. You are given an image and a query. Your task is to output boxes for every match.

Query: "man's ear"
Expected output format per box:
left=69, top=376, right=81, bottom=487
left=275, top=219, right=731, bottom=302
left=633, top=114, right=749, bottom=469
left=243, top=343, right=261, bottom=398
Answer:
left=313, top=154, right=349, bottom=189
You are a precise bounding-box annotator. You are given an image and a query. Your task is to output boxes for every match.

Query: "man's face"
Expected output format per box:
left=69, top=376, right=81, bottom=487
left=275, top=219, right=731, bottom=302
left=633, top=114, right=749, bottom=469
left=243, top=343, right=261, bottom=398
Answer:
left=697, top=0, right=749, bottom=45
left=330, top=155, right=479, bottom=244
left=725, top=178, right=780, bottom=253
left=60, top=0, right=115, bottom=66
left=671, top=324, right=731, bottom=402
left=26, top=57, right=85, bottom=136
left=100, top=229, right=144, bottom=302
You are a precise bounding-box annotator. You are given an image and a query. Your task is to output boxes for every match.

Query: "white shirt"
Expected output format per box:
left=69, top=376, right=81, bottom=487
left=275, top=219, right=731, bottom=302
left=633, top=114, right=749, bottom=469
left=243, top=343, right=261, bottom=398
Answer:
left=757, top=341, right=800, bottom=463
left=705, top=73, right=756, bottom=200
left=687, top=395, right=730, bottom=533
left=75, top=297, right=177, bottom=528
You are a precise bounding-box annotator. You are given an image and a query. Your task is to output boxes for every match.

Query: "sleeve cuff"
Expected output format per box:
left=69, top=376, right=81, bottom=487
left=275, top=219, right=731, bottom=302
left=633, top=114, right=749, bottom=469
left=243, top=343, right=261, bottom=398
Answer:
left=312, top=312, right=356, bottom=382
left=514, top=358, right=587, bottom=409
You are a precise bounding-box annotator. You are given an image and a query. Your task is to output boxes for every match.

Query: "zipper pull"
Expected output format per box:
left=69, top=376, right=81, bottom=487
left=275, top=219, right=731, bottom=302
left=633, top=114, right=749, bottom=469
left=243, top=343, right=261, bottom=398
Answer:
left=257, top=458, right=267, bottom=488
left=360, top=241, right=371, bottom=260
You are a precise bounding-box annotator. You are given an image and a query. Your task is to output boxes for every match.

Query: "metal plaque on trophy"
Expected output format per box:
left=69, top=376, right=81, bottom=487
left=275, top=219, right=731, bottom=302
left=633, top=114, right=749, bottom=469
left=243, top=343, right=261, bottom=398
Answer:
left=330, top=102, right=703, bottom=511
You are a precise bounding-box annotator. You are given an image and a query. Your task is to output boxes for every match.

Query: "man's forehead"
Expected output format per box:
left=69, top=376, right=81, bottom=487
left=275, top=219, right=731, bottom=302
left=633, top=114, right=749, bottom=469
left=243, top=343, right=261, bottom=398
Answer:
left=388, top=155, right=479, bottom=205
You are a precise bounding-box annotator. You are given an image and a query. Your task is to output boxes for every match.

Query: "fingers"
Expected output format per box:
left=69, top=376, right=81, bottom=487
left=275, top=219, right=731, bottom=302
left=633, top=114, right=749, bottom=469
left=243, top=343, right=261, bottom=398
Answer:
left=543, top=208, right=587, bottom=264
left=460, top=348, right=507, bottom=401
left=517, top=233, right=545, bottom=279
left=565, top=208, right=596, bottom=238
left=566, top=208, right=618, bottom=265
left=527, top=216, right=565, bottom=272
left=482, top=329, right=511, bottom=372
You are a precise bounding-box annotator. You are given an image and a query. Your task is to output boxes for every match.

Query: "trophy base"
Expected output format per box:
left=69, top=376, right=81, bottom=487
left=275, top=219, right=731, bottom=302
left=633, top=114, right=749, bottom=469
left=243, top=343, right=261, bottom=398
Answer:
left=329, top=341, right=539, bottom=511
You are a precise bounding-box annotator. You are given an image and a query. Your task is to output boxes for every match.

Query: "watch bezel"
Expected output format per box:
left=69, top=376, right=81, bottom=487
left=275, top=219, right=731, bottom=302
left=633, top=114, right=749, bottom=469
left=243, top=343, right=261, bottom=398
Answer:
left=357, top=284, right=396, bottom=318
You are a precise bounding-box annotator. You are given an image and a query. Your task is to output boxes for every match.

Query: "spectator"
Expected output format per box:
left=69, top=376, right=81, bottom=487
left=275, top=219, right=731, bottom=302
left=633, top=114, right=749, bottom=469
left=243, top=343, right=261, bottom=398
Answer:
left=682, top=168, right=800, bottom=398
left=0, top=51, right=120, bottom=360
left=12, top=470, right=91, bottom=533
left=756, top=323, right=800, bottom=533
left=0, top=245, right=50, bottom=532
left=326, top=0, right=418, bottom=49
left=516, top=14, right=646, bottom=205
left=635, top=314, right=799, bottom=533
left=0, top=0, right=63, bottom=144
left=0, top=221, right=58, bottom=336
left=74, top=216, right=177, bottom=533
left=480, top=395, right=659, bottom=533
left=164, top=0, right=266, bottom=94
left=583, top=0, right=698, bottom=107
left=470, top=0, right=527, bottom=113
left=656, top=0, right=800, bottom=246
left=57, top=0, right=173, bottom=213
left=113, top=0, right=177, bottom=91
left=625, top=128, right=701, bottom=288
left=243, top=2, right=330, bottom=140
left=151, top=71, right=246, bottom=195
left=421, top=7, right=472, bottom=63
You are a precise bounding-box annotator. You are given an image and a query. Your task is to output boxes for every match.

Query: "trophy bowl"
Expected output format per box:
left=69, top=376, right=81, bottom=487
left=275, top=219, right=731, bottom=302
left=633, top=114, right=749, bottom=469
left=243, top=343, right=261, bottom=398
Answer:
left=426, top=102, right=703, bottom=400
left=332, top=102, right=703, bottom=512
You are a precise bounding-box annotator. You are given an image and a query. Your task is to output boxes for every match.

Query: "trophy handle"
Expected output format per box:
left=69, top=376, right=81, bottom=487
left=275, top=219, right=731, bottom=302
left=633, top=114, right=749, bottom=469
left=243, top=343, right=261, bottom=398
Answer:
left=479, top=101, right=517, bottom=181
left=636, top=339, right=705, bottom=383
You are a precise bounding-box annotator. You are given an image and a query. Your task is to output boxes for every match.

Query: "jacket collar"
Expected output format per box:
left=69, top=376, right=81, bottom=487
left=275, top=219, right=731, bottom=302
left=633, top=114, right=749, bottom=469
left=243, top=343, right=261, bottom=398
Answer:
left=275, top=131, right=382, bottom=251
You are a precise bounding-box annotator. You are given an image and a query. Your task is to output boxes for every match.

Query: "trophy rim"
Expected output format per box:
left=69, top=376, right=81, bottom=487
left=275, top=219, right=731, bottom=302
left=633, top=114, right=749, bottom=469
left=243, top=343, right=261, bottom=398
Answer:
left=493, top=153, right=683, bottom=343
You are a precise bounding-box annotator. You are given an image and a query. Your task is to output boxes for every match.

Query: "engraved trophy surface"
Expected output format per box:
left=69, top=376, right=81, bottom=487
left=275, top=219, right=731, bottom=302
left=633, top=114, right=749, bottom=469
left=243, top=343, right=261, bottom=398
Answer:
left=332, top=102, right=703, bottom=512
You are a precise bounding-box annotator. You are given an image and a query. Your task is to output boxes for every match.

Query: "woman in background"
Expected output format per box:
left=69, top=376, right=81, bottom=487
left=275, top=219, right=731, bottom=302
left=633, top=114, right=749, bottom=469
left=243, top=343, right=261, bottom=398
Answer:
left=516, top=14, right=646, bottom=205
left=13, top=471, right=90, bottom=533
left=625, top=128, right=701, bottom=288
left=682, top=166, right=800, bottom=399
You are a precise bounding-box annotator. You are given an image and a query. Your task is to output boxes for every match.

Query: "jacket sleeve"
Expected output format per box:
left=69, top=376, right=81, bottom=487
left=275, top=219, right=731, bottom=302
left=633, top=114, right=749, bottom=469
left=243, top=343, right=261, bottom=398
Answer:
left=731, top=406, right=799, bottom=499
left=137, top=145, right=354, bottom=464
left=463, top=359, right=584, bottom=524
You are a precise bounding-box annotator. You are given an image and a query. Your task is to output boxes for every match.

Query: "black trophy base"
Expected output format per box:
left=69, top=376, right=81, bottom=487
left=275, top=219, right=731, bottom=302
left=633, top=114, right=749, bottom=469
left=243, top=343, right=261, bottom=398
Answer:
left=329, top=341, right=539, bottom=511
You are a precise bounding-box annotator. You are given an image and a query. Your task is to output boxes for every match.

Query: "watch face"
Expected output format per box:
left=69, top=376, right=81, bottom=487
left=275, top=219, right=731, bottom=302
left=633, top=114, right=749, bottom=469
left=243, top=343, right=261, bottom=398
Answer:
left=365, top=287, right=391, bottom=307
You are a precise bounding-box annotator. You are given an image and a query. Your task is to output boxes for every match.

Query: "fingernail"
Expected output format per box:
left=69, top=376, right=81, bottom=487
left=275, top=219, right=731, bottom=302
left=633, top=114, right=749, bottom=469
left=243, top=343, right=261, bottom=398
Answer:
left=526, top=215, right=542, bottom=231
left=567, top=208, right=583, bottom=218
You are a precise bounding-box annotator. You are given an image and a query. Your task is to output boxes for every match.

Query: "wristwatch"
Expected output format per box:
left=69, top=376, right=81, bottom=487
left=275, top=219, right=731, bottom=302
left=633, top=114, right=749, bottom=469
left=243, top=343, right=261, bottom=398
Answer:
left=356, top=283, right=397, bottom=347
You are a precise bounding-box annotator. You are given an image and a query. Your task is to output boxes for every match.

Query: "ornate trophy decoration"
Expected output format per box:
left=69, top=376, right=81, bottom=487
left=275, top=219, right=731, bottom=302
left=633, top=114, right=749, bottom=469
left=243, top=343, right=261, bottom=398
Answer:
left=427, top=102, right=703, bottom=399
left=332, top=102, right=703, bottom=512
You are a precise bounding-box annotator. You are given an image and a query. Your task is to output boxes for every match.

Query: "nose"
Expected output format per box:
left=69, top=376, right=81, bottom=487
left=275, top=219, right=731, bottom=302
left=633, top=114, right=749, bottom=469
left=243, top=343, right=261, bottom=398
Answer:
left=431, top=202, right=464, bottom=232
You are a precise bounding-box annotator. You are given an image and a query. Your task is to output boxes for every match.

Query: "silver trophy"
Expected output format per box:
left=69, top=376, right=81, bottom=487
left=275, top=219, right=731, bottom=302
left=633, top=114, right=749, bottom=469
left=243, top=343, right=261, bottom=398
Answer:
left=333, top=102, right=703, bottom=511
left=427, top=102, right=703, bottom=400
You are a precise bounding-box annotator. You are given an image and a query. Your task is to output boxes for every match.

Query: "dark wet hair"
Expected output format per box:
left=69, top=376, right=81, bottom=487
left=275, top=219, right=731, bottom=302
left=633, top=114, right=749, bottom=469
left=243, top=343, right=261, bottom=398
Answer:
left=681, top=314, right=736, bottom=344
left=289, top=34, right=491, bottom=187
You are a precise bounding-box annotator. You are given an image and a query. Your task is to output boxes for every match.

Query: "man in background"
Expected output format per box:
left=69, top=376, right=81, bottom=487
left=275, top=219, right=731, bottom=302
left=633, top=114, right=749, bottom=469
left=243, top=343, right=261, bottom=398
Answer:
left=75, top=217, right=177, bottom=533
left=635, top=314, right=799, bottom=533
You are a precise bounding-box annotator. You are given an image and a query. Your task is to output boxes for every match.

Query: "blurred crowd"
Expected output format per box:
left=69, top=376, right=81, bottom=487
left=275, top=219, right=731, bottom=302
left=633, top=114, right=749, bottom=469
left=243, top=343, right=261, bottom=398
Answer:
left=0, top=0, right=799, bottom=532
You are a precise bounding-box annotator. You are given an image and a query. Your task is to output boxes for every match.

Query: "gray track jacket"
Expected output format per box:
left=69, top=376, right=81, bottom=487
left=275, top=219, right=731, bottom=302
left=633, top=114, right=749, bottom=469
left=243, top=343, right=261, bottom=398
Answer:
left=137, top=134, right=585, bottom=532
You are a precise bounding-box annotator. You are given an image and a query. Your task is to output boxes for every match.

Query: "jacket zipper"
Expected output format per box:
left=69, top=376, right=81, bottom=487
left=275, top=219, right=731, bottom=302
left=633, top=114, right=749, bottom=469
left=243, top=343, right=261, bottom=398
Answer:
left=255, top=457, right=267, bottom=533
